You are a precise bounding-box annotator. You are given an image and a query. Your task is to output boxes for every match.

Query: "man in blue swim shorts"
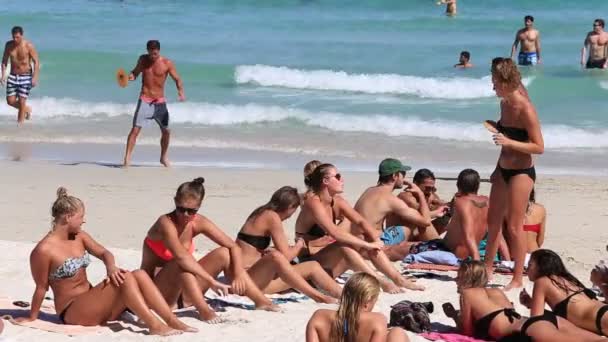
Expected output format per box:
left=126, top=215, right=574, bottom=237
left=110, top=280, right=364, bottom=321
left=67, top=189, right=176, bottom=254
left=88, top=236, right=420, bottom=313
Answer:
left=1, top=26, right=40, bottom=124
left=511, top=15, right=541, bottom=66
left=353, top=158, right=434, bottom=255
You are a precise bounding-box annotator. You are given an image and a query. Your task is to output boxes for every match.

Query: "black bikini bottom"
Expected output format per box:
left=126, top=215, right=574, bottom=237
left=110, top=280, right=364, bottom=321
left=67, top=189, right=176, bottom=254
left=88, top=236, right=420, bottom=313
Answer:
left=498, top=165, right=536, bottom=184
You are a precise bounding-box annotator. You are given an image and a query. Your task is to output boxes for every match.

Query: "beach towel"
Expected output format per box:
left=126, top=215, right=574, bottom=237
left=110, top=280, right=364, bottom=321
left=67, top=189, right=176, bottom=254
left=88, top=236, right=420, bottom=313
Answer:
left=420, top=332, right=490, bottom=342
left=204, top=292, right=309, bottom=311
left=404, top=251, right=460, bottom=266
left=0, top=298, right=103, bottom=336
left=404, top=263, right=460, bottom=272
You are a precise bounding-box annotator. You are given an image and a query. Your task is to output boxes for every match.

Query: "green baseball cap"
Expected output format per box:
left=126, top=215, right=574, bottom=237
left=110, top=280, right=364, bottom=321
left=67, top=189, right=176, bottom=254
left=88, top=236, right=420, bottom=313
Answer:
left=378, top=158, right=411, bottom=176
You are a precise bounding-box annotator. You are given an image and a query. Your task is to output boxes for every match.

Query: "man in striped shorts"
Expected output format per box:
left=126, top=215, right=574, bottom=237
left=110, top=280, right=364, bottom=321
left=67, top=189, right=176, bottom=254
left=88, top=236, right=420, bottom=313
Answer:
left=1, top=26, right=40, bottom=124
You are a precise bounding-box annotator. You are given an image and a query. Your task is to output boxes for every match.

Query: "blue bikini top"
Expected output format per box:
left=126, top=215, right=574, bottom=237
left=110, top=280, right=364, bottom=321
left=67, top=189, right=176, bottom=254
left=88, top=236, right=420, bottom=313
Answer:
left=49, top=251, right=91, bottom=280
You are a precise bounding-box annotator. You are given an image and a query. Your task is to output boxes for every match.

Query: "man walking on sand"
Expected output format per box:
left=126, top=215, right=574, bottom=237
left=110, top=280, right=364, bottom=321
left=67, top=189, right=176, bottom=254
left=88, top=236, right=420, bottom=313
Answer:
left=1, top=26, right=39, bottom=124
left=123, top=40, right=185, bottom=167
left=511, top=15, right=542, bottom=66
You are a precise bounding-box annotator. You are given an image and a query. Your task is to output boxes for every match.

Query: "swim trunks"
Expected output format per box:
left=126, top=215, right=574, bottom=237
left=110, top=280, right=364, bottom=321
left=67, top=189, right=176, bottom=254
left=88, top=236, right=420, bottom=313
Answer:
left=133, top=96, right=169, bottom=129
left=380, top=226, right=407, bottom=246
left=518, top=52, right=538, bottom=66
left=6, top=73, right=32, bottom=98
left=586, top=58, right=607, bottom=69
left=409, top=239, right=450, bottom=255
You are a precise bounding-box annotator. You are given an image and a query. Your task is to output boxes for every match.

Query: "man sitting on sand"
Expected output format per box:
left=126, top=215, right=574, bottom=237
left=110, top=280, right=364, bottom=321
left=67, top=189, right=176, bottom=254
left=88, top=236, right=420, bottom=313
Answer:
left=581, top=19, right=608, bottom=69
left=511, top=15, right=542, bottom=66
left=353, top=158, right=434, bottom=255
left=386, top=168, right=449, bottom=238
left=384, top=169, right=489, bottom=261
left=454, top=51, right=473, bottom=68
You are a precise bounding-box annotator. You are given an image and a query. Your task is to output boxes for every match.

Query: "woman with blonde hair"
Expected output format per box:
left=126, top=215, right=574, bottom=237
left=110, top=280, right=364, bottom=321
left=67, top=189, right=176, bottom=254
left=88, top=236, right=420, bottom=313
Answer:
left=445, top=260, right=601, bottom=341
left=483, top=57, right=544, bottom=290
left=306, top=272, right=409, bottom=342
left=18, top=188, right=194, bottom=336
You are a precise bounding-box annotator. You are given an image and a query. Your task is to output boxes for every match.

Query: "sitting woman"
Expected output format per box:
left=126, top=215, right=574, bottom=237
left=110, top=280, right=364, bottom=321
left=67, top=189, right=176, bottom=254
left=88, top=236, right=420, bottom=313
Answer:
left=299, top=160, right=347, bottom=255
left=522, top=249, right=608, bottom=335
left=447, top=260, right=600, bottom=341
left=522, top=189, right=546, bottom=252
left=140, top=178, right=278, bottom=323
left=236, top=185, right=341, bottom=303
left=295, top=163, right=420, bottom=293
left=306, top=272, right=410, bottom=342
left=19, top=188, right=194, bottom=336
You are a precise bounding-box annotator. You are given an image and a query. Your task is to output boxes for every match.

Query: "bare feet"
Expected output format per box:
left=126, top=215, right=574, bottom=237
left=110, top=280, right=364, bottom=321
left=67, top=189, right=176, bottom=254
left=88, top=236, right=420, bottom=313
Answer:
left=396, top=277, right=425, bottom=291
left=313, top=294, right=338, bottom=304
left=381, top=279, right=405, bottom=294
left=199, top=308, right=226, bottom=324
left=122, top=157, right=130, bottom=168
left=504, top=280, right=524, bottom=291
left=149, top=324, right=183, bottom=336
left=160, top=157, right=171, bottom=167
left=25, top=106, right=31, bottom=120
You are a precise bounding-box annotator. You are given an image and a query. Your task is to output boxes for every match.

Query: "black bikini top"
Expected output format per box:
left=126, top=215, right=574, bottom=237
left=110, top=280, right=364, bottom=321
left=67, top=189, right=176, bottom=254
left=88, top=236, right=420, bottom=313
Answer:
left=497, top=120, right=529, bottom=142
left=473, top=308, right=521, bottom=341
left=307, top=199, right=336, bottom=238
left=552, top=287, right=597, bottom=319
left=237, top=232, right=271, bottom=250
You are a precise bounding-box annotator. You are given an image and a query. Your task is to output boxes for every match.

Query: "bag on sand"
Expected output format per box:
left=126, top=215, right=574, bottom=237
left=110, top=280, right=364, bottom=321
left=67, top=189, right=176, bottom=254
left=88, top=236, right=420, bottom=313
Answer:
left=388, top=300, right=433, bottom=333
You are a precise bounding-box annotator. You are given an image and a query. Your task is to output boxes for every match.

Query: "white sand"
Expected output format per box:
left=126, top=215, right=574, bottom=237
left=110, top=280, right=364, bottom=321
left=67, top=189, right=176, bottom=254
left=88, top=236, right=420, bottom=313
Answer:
left=0, top=160, right=606, bottom=341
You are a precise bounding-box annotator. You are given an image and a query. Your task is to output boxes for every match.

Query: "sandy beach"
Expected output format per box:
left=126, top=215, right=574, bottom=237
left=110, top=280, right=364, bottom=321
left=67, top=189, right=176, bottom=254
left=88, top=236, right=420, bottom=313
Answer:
left=0, top=160, right=606, bottom=341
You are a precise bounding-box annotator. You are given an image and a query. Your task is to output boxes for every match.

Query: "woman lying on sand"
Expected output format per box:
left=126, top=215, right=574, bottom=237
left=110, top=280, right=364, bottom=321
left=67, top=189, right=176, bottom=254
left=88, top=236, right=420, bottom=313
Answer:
left=235, top=185, right=341, bottom=303
left=140, top=178, right=279, bottom=323
left=306, top=272, right=410, bottom=342
left=520, top=249, right=608, bottom=335
left=446, top=260, right=601, bottom=342
left=484, top=57, right=544, bottom=290
left=19, top=188, right=194, bottom=336
left=295, top=163, right=421, bottom=293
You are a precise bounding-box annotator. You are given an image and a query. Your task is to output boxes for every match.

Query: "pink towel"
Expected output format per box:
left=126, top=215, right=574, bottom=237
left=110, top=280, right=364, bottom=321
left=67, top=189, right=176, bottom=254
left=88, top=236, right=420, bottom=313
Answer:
left=420, top=332, right=490, bottom=342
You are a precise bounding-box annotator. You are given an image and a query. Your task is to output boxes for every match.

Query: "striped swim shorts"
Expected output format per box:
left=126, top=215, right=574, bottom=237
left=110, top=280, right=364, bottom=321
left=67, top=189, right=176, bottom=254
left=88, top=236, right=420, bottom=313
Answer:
left=6, top=73, right=33, bottom=98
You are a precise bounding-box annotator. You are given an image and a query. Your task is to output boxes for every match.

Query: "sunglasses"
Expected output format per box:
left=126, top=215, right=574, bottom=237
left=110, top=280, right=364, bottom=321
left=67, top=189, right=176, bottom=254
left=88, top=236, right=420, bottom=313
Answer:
left=326, top=173, right=342, bottom=181
left=176, top=206, right=199, bottom=215
left=422, top=186, right=437, bottom=193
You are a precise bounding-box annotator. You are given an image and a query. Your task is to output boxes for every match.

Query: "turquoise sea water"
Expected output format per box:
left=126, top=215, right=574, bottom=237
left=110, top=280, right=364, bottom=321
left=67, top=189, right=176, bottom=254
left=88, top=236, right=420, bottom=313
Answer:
left=1, top=0, right=608, bottom=174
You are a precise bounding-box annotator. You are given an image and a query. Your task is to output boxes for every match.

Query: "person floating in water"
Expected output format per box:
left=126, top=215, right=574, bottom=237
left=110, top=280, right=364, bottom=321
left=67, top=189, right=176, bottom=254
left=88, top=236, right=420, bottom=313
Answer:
left=454, top=51, right=473, bottom=68
left=437, top=0, right=456, bottom=16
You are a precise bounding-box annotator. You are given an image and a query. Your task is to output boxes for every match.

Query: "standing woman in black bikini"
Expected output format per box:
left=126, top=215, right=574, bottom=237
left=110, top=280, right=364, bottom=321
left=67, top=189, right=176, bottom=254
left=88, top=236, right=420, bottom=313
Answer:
left=236, top=185, right=341, bottom=303
left=483, top=57, right=544, bottom=290
left=520, top=249, right=608, bottom=336
left=18, top=188, right=195, bottom=336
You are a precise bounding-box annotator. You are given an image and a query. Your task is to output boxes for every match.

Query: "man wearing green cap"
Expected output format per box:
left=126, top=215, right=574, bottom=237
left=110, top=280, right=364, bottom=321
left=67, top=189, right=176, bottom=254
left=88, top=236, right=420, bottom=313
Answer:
left=353, top=158, right=434, bottom=265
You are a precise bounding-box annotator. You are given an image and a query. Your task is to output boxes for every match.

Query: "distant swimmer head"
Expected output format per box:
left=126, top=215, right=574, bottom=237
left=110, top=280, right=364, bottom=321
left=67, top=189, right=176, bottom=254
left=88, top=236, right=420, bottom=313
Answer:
left=174, top=177, right=205, bottom=222
left=459, top=51, right=470, bottom=63
left=146, top=39, right=161, bottom=60
left=456, top=260, right=487, bottom=292
left=594, top=19, right=605, bottom=33
left=308, top=163, right=343, bottom=195
left=11, top=26, right=23, bottom=43
left=52, top=187, right=85, bottom=233
left=491, top=58, right=521, bottom=96
left=303, top=160, right=322, bottom=190
left=524, top=15, right=534, bottom=27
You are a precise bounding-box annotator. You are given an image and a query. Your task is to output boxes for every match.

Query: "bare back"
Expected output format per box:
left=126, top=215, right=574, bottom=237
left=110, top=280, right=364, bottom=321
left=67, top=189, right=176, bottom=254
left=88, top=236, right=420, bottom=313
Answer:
left=443, top=194, right=488, bottom=259
left=3, top=40, right=34, bottom=74
left=306, top=309, right=388, bottom=342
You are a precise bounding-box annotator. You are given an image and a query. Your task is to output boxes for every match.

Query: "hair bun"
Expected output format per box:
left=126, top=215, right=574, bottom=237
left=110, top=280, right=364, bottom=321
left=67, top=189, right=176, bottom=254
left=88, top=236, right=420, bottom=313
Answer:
left=192, top=177, right=205, bottom=185
left=304, top=175, right=312, bottom=187
left=56, top=187, right=68, bottom=198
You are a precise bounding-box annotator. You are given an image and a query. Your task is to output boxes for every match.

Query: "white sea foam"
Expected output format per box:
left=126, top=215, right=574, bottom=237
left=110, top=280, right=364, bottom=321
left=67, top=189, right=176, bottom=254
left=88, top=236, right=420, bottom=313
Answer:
left=235, top=64, right=533, bottom=99
left=0, top=97, right=605, bottom=149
